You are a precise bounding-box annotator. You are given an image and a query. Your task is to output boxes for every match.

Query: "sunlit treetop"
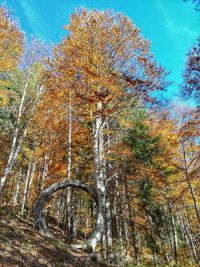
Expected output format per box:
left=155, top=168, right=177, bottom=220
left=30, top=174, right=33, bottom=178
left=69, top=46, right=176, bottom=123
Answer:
left=48, top=8, right=169, bottom=116
left=0, top=5, right=24, bottom=73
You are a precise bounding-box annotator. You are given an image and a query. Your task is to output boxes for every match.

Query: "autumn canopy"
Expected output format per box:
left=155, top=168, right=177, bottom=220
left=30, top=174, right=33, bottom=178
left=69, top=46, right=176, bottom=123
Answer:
left=0, top=4, right=199, bottom=267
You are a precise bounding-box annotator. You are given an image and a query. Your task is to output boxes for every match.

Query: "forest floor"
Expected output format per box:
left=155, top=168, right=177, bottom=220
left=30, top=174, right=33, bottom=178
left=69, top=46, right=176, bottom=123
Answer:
left=0, top=205, right=108, bottom=267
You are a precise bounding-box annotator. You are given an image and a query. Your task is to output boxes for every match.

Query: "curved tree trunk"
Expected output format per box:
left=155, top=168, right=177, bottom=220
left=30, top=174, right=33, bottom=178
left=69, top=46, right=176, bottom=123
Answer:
left=34, top=180, right=98, bottom=241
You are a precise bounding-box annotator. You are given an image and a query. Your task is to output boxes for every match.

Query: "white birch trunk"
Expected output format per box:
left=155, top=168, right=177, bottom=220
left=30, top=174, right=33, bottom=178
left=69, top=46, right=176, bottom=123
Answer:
left=185, top=211, right=198, bottom=260
left=21, top=161, right=32, bottom=215
left=67, top=89, right=72, bottom=181
left=106, top=194, right=113, bottom=249
left=67, top=89, right=72, bottom=226
left=0, top=71, right=30, bottom=191
left=21, top=158, right=37, bottom=215
left=64, top=89, right=73, bottom=242
left=83, top=102, right=106, bottom=252
left=168, top=202, right=178, bottom=261
left=0, top=82, right=42, bottom=192
left=182, top=143, right=200, bottom=228
left=13, top=170, right=23, bottom=207
left=42, top=153, right=50, bottom=181
left=179, top=213, right=193, bottom=258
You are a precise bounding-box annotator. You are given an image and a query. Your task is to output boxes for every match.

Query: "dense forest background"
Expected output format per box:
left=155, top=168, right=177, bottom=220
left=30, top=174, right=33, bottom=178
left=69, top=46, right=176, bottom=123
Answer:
left=0, top=1, right=199, bottom=266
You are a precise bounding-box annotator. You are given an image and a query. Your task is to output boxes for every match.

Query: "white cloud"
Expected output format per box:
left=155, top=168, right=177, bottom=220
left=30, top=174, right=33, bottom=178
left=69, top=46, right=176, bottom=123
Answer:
left=157, top=0, right=198, bottom=38
left=19, top=0, right=46, bottom=39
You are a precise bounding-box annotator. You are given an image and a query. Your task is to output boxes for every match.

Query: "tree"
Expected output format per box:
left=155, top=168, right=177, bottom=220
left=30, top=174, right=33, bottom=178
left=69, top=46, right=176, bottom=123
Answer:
left=0, top=39, right=47, bottom=192
left=0, top=5, right=24, bottom=76
left=181, top=38, right=200, bottom=107
left=0, top=4, right=24, bottom=192
left=0, top=4, right=24, bottom=114
left=1, top=4, right=199, bottom=266
left=183, top=0, right=200, bottom=11
left=35, top=8, right=168, bottom=253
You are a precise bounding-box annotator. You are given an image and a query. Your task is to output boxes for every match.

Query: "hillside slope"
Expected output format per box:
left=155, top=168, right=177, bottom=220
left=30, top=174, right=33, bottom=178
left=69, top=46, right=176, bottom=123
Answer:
left=0, top=206, right=107, bottom=267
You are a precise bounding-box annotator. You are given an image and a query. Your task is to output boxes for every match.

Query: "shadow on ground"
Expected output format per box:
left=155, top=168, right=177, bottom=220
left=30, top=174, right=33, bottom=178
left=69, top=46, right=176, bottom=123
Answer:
left=0, top=206, right=106, bottom=267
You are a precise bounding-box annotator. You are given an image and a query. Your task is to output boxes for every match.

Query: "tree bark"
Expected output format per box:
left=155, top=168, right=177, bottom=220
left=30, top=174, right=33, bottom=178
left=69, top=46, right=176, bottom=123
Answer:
left=168, top=202, right=178, bottom=262
left=123, top=176, right=138, bottom=261
left=64, top=89, right=73, bottom=243
left=0, top=83, right=42, bottom=193
left=0, top=71, right=30, bottom=191
left=13, top=170, right=23, bottom=207
left=35, top=102, right=106, bottom=252
left=179, top=213, right=193, bottom=258
left=82, top=102, right=106, bottom=252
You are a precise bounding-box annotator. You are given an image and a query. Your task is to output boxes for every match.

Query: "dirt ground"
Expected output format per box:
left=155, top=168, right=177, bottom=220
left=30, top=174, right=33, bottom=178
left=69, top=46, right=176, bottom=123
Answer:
left=0, top=206, right=107, bottom=267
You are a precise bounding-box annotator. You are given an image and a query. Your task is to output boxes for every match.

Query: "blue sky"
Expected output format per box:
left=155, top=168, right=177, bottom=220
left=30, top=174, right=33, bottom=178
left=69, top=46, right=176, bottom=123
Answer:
left=2, top=0, right=199, bottom=99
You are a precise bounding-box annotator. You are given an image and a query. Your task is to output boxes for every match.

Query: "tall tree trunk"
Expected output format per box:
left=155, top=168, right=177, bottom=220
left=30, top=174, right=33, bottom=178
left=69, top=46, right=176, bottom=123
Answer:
left=83, top=102, right=106, bottom=252
left=162, top=206, right=174, bottom=257
left=182, top=143, right=200, bottom=228
left=67, top=89, right=72, bottom=181
left=105, top=191, right=112, bottom=259
left=179, top=213, right=193, bottom=258
left=64, top=89, right=73, bottom=243
left=21, top=161, right=32, bottom=216
left=0, top=81, right=42, bottom=193
left=185, top=209, right=198, bottom=260
left=13, top=170, right=23, bottom=207
left=21, top=158, right=37, bottom=216
left=148, top=215, right=158, bottom=267
left=123, top=176, right=138, bottom=261
left=36, top=152, right=50, bottom=196
left=0, top=71, right=30, bottom=191
left=168, top=202, right=178, bottom=262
